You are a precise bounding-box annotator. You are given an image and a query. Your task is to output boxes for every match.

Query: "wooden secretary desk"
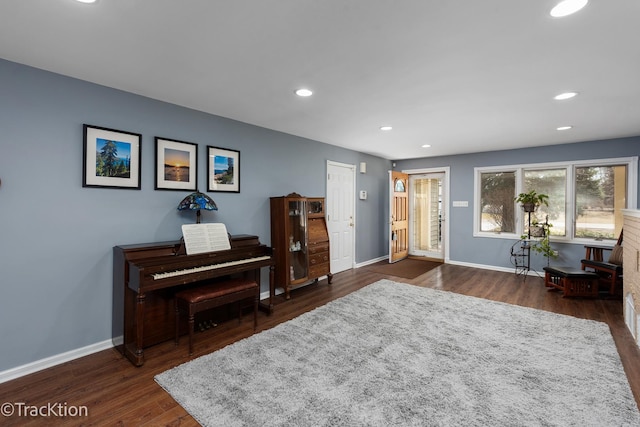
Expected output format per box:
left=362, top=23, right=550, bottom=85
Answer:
left=270, top=193, right=333, bottom=299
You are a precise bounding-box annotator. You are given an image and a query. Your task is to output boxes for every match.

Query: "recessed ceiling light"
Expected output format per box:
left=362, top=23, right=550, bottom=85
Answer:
left=380, top=126, right=393, bottom=131
left=557, top=126, right=573, bottom=131
left=75, top=0, right=97, bottom=3
left=554, top=92, right=578, bottom=100
left=550, top=0, right=588, bottom=17
left=295, top=88, right=313, bottom=97
left=422, top=144, right=431, bottom=148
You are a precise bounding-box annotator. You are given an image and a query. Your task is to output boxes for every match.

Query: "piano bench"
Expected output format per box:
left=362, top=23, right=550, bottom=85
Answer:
left=174, top=278, right=259, bottom=356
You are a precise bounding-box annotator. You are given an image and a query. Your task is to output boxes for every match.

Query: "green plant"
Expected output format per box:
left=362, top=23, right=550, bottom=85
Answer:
left=521, top=221, right=558, bottom=264
left=516, top=191, right=556, bottom=264
left=515, top=190, right=549, bottom=211
left=532, top=235, right=558, bottom=260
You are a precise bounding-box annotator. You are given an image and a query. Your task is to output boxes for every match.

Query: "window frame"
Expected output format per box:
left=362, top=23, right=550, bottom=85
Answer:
left=523, top=165, right=568, bottom=238
left=477, top=168, right=518, bottom=234
left=474, top=156, right=637, bottom=246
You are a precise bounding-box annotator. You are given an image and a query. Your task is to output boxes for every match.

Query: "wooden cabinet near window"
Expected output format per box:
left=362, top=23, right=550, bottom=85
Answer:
left=270, top=193, right=333, bottom=299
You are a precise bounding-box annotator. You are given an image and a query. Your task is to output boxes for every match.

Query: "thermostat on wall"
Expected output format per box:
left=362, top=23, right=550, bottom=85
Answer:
left=359, top=190, right=367, bottom=200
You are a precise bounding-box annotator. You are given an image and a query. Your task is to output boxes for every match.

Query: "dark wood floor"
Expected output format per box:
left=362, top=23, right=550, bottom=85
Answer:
left=1, top=264, right=639, bottom=426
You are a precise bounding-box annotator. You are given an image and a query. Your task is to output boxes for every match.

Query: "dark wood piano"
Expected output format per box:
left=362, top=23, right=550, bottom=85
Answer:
left=113, top=235, right=274, bottom=366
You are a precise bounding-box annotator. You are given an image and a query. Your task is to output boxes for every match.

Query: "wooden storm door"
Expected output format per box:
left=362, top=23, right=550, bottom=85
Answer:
left=389, top=170, right=409, bottom=263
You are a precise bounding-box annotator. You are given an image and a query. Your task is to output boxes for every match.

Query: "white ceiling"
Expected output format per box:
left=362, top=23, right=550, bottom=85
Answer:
left=1, top=1, right=639, bottom=160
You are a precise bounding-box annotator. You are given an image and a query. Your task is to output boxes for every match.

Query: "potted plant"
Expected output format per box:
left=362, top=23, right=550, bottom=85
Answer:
left=521, top=220, right=558, bottom=266
left=529, top=219, right=545, bottom=237
left=531, top=222, right=558, bottom=262
left=515, top=190, right=549, bottom=212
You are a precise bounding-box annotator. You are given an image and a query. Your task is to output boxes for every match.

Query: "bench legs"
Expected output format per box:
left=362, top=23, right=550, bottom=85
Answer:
left=175, top=281, right=259, bottom=356
left=175, top=300, right=258, bottom=356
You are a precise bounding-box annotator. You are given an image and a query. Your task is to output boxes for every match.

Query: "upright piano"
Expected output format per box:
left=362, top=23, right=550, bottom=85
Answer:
left=113, top=234, right=274, bottom=366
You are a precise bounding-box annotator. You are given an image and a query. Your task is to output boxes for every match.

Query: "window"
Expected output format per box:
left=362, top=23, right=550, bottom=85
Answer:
left=575, top=165, right=627, bottom=239
left=523, top=168, right=566, bottom=237
left=479, top=171, right=515, bottom=233
left=474, top=157, right=637, bottom=243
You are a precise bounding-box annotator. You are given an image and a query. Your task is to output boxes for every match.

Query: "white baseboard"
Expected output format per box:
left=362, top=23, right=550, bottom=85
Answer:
left=259, top=276, right=329, bottom=301
left=356, top=256, right=514, bottom=275
left=446, top=259, right=513, bottom=273
left=355, top=256, right=387, bottom=268
left=447, top=259, right=545, bottom=278
left=0, top=339, right=115, bottom=385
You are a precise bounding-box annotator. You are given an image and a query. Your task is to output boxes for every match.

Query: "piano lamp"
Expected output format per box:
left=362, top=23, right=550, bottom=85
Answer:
left=177, top=191, right=217, bottom=224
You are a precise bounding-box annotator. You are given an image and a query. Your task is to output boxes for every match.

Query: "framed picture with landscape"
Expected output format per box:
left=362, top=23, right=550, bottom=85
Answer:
left=83, top=124, right=142, bottom=189
left=207, top=146, right=240, bottom=193
left=155, top=137, right=198, bottom=191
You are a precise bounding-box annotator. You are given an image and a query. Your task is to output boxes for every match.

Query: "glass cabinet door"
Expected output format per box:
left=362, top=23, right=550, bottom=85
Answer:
left=288, top=200, right=308, bottom=282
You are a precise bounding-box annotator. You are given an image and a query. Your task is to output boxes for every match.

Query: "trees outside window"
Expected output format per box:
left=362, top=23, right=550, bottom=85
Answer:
left=523, top=169, right=566, bottom=237
left=480, top=171, right=515, bottom=233
left=475, top=158, right=634, bottom=243
left=575, top=165, right=626, bottom=239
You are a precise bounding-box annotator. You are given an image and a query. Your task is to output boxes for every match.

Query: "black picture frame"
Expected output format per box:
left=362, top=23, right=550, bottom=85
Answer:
left=207, top=146, right=240, bottom=193
left=83, top=124, right=142, bottom=189
left=155, top=137, right=198, bottom=191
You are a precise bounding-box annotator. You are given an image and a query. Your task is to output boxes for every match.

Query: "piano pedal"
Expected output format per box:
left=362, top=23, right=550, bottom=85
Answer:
left=198, top=320, right=218, bottom=331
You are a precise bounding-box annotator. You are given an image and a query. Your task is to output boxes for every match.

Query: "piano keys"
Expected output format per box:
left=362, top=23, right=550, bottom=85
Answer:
left=150, top=255, right=271, bottom=281
left=113, top=235, right=274, bottom=366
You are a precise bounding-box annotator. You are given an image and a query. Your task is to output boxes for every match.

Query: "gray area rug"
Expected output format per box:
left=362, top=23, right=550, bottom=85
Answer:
left=155, top=279, right=640, bottom=426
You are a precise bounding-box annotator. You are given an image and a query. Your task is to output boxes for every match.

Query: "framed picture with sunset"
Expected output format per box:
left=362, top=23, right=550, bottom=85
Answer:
left=155, top=137, right=198, bottom=191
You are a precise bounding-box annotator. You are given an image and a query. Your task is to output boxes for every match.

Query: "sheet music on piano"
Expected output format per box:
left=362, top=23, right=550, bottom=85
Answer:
left=181, top=223, right=232, bottom=255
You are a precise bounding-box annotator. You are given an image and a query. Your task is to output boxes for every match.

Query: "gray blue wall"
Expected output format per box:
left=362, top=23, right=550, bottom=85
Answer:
left=2, top=56, right=639, bottom=375
left=395, top=139, right=640, bottom=273
left=0, top=59, right=390, bottom=372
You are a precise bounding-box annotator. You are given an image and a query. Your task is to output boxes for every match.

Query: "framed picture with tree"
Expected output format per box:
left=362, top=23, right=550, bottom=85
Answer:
left=83, top=124, right=142, bottom=189
left=207, top=146, right=240, bottom=193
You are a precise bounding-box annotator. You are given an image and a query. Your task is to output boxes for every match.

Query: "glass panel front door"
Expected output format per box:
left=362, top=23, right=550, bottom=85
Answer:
left=409, top=174, right=443, bottom=259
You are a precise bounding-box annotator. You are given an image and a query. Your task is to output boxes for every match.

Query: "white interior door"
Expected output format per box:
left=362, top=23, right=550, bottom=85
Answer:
left=326, top=161, right=355, bottom=273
